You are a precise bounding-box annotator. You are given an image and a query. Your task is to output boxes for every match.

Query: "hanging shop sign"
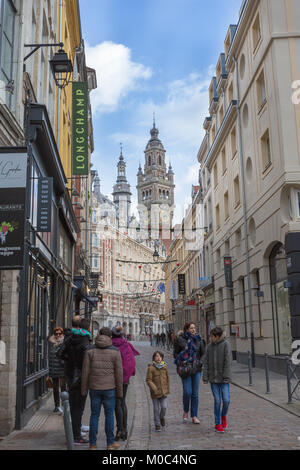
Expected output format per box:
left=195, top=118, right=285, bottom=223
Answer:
left=37, top=177, right=53, bottom=232
left=72, top=82, right=89, bottom=175
left=178, top=273, right=186, bottom=295
left=0, top=151, right=27, bottom=269
left=224, top=256, right=233, bottom=288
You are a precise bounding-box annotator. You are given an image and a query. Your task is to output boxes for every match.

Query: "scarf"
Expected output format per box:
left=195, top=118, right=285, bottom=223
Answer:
left=174, top=332, right=202, bottom=365
left=152, top=361, right=166, bottom=370
left=49, top=335, right=64, bottom=348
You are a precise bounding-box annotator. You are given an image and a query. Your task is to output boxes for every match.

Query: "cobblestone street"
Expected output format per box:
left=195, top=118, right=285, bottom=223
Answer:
left=128, top=342, right=300, bottom=451
left=1, top=342, right=300, bottom=451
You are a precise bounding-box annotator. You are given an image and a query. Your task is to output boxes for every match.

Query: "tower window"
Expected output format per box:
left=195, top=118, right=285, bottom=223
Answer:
left=148, top=155, right=151, bottom=166
left=159, top=155, right=162, bottom=166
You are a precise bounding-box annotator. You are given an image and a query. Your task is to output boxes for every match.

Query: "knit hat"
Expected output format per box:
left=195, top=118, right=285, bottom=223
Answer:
left=112, top=326, right=123, bottom=338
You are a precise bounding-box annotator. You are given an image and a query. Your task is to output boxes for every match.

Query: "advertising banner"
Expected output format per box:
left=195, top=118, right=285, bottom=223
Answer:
left=72, top=82, right=89, bottom=175
left=178, top=273, right=186, bottom=295
left=224, top=256, right=233, bottom=288
left=0, top=151, right=27, bottom=269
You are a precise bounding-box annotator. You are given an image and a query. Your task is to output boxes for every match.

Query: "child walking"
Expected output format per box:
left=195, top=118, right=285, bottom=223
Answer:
left=146, top=351, right=170, bottom=432
left=203, top=327, right=232, bottom=433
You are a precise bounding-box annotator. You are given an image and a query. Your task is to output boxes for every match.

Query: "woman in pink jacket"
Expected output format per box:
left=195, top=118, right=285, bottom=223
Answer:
left=112, top=326, right=140, bottom=441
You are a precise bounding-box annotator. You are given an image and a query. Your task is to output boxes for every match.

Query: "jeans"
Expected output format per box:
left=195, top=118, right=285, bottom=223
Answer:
left=89, top=389, right=116, bottom=447
left=211, top=383, right=230, bottom=425
left=115, top=383, right=129, bottom=433
left=66, top=377, right=87, bottom=441
left=152, top=397, right=167, bottom=426
left=181, top=371, right=202, bottom=418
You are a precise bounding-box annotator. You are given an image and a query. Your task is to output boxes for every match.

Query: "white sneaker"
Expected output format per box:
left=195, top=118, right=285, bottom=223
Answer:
left=81, top=425, right=89, bottom=432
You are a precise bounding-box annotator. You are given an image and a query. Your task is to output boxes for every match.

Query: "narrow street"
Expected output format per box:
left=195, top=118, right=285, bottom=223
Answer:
left=1, top=341, right=299, bottom=451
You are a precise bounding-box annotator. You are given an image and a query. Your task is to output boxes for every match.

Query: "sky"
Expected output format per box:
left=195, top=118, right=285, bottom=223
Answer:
left=79, top=0, right=242, bottom=224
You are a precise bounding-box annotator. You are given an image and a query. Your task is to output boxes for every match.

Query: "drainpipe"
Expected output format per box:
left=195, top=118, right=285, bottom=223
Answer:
left=234, top=56, right=255, bottom=367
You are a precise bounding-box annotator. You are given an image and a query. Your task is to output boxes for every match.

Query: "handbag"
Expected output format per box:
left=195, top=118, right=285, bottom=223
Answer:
left=177, top=361, right=195, bottom=379
left=46, top=376, right=53, bottom=389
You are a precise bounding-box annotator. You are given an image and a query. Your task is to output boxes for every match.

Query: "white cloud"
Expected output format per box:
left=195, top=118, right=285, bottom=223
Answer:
left=86, top=41, right=152, bottom=114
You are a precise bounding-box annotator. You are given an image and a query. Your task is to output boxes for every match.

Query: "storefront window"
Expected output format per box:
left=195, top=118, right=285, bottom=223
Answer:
left=270, top=244, right=292, bottom=355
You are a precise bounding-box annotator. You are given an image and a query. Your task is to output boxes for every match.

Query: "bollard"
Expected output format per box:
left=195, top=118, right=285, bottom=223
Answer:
left=286, top=357, right=293, bottom=404
left=264, top=353, right=271, bottom=394
left=61, top=391, right=74, bottom=450
left=248, top=350, right=253, bottom=386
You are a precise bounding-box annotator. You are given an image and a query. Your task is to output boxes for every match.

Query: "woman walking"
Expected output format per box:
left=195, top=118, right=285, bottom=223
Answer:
left=111, top=326, right=140, bottom=441
left=174, top=322, right=206, bottom=424
left=47, top=327, right=67, bottom=413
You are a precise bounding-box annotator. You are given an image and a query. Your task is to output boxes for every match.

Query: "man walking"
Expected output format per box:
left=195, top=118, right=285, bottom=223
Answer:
left=58, top=316, right=91, bottom=445
left=81, top=327, right=123, bottom=451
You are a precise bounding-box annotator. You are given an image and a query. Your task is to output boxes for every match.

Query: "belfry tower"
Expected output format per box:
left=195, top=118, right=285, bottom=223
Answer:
left=137, top=119, right=175, bottom=239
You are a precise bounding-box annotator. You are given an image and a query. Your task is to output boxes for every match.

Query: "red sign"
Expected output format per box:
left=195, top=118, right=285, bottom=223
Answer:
left=187, top=300, right=196, bottom=306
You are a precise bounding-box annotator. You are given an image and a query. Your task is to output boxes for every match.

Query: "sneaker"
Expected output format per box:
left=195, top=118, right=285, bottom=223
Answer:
left=160, top=418, right=165, bottom=427
left=183, top=412, right=188, bottom=422
left=192, top=417, right=200, bottom=424
left=89, top=445, right=97, bottom=450
left=215, top=425, right=225, bottom=433
left=81, top=425, right=90, bottom=432
left=221, top=416, right=228, bottom=430
left=53, top=407, right=63, bottom=413
left=155, top=426, right=161, bottom=432
left=107, top=442, right=120, bottom=450
left=74, top=437, right=89, bottom=445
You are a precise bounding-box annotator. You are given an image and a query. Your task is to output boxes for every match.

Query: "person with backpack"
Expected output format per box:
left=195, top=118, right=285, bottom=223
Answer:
left=111, top=326, right=140, bottom=441
left=203, top=327, right=232, bottom=433
left=174, top=322, right=206, bottom=424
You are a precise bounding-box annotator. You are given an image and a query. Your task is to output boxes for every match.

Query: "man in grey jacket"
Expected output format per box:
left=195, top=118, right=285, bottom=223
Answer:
left=203, top=327, right=232, bottom=433
left=81, top=327, right=123, bottom=450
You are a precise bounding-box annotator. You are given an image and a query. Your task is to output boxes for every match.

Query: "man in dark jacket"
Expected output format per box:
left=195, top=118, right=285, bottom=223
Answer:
left=203, top=327, right=232, bottom=433
left=58, top=316, right=91, bottom=445
left=81, top=327, right=123, bottom=451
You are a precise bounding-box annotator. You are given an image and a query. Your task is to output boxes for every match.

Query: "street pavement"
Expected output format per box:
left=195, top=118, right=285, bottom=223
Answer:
left=0, top=341, right=300, bottom=451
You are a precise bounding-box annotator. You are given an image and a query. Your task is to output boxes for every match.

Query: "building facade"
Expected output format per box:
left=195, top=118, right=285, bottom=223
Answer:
left=199, top=0, right=300, bottom=372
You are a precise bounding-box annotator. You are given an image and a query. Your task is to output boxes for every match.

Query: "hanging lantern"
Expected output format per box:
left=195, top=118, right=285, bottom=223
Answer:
left=138, top=266, right=142, bottom=269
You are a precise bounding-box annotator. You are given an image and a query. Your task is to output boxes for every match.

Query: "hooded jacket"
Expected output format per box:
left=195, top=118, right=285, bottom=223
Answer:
left=146, top=362, right=170, bottom=399
left=112, top=337, right=140, bottom=384
left=81, top=335, right=123, bottom=398
left=56, top=329, right=91, bottom=378
left=202, top=336, right=232, bottom=384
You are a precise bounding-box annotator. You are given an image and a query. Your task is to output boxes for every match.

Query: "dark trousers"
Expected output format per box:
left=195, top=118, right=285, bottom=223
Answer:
left=52, top=377, right=66, bottom=407
left=67, top=377, right=87, bottom=441
left=115, top=383, right=129, bottom=433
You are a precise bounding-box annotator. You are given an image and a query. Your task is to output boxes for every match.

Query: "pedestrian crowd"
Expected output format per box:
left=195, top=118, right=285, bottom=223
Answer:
left=46, top=318, right=232, bottom=450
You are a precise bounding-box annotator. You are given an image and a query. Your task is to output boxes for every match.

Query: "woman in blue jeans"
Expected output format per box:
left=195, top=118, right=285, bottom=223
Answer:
left=174, top=322, right=206, bottom=424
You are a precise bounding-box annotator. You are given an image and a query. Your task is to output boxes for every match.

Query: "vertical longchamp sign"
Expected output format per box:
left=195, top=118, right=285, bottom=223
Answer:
left=72, top=82, right=89, bottom=176
left=0, top=151, right=27, bottom=269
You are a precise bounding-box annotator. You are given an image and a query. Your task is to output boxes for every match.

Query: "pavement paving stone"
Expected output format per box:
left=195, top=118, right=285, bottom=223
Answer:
left=0, top=341, right=300, bottom=451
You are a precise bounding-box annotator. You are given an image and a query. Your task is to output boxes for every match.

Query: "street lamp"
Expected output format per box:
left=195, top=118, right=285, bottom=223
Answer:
left=153, top=248, right=160, bottom=263
left=49, top=46, right=73, bottom=89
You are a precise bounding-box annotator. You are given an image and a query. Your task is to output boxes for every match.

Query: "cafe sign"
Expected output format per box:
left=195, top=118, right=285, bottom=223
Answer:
left=72, top=82, right=89, bottom=175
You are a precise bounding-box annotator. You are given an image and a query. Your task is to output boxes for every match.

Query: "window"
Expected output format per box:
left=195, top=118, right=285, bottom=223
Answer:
left=158, top=155, right=162, bottom=166
left=93, top=233, right=98, bottom=247
left=228, top=81, right=233, bottom=104
left=231, top=127, right=237, bottom=157
left=93, top=258, right=99, bottom=270
left=261, top=129, right=272, bottom=171
left=222, top=148, right=226, bottom=174
left=93, top=210, right=97, bottom=224
left=257, top=69, right=267, bottom=111
left=224, top=191, right=229, bottom=220
left=234, top=176, right=240, bottom=207
left=214, top=163, right=218, bottom=188
left=0, top=0, right=17, bottom=109
left=148, top=155, right=151, bottom=166
left=216, top=204, right=220, bottom=230
left=297, top=192, right=300, bottom=219
left=252, top=13, right=261, bottom=52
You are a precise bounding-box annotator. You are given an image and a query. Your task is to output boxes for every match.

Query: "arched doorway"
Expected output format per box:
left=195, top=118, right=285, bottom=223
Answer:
left=269, top=243, right=292, bottom=354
